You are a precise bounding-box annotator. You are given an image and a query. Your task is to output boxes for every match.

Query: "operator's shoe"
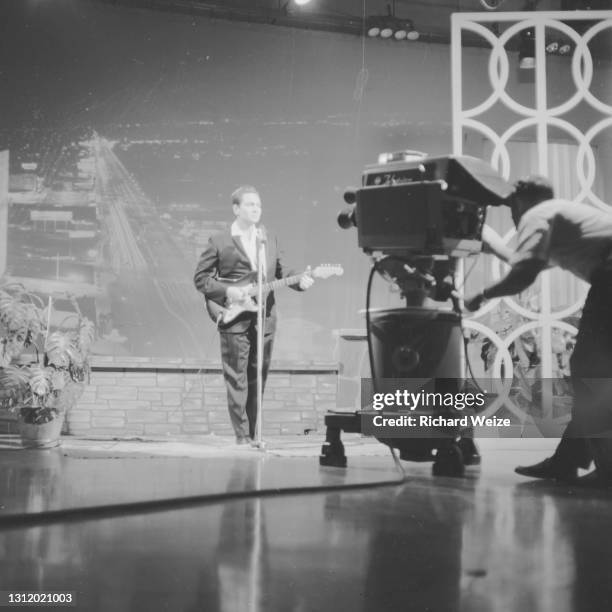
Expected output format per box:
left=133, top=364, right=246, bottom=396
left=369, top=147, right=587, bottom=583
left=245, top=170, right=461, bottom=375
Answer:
left=514, top=457, right=577, bottom=482
left=235, top=437, right=250, bottom=446
left=458, top=438, right=481, bottom=466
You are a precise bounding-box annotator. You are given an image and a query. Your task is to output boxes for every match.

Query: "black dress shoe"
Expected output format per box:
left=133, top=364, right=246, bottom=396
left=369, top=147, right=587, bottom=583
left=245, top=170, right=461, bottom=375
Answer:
left=458, top=438, right=482, bottom=466
left=514, top=457, right=578, bottom=481
left=571, top=470, right=612, bottom=489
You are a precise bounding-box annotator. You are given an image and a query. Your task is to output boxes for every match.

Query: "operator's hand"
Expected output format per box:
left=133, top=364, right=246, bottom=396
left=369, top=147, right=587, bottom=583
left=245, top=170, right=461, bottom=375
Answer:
left=226, top=285, right=247, bottom=303
left=464, top=292, right=487, bottom=312
left=480, top=224, right=495, bottom=254
left=299, top=266, right=315, bottom=290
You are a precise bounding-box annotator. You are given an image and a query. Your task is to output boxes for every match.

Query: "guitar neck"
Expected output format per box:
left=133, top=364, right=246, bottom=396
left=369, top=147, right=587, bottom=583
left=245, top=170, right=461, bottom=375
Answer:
left=247, top=273, right=303, bottom=296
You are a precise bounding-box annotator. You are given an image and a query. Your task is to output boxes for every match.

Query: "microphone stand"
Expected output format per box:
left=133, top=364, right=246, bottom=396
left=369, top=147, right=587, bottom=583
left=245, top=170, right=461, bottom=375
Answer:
left=253, top=229, right=267, bottom=450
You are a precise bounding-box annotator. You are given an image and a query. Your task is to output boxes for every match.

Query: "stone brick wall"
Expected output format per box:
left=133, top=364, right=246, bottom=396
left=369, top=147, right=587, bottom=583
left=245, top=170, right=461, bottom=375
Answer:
left=0, top=358, right=339, bottom=439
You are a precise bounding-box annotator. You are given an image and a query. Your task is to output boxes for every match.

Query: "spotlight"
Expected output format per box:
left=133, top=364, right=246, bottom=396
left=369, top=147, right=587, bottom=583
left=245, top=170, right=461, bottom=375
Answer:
left=406, top=24, right=420, bottom=41
left=366, top=18, right=420, bottom=41
left=366, top=17, right=382, bottom=37
left=518, top=28, right=535, bottom=69
left=293, top=0, right=312, bottom=5
left=545, top=41, right=559, bottom=53
left=544, top=37, right=573, bottom=57
left=380, top=21, right=394, bottom=38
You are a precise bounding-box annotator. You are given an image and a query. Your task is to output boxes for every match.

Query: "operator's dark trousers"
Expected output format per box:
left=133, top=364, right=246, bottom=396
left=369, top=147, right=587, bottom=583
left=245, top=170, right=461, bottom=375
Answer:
left=219, top=325, right=274, bottom=440
left=553, top=268, right=612, bottom=475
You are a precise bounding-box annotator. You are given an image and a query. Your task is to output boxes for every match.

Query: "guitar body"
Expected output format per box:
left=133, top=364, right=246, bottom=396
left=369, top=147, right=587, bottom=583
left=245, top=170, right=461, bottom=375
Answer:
left=205, top=291, right=261, bottom=330
left=204, top=270, right=260, bottom=329
left=204, top=264, right=343, bottom=329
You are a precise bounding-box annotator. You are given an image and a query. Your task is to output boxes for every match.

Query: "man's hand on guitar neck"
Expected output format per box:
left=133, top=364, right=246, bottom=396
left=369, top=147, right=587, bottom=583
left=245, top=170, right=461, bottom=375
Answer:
left=298, top=266, right=314, bottom=290
left=225, top=266, right=314, bottom=303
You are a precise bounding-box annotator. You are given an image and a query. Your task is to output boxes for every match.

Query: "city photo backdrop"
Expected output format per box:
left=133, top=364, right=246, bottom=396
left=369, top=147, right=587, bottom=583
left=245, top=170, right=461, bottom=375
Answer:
left=0, top=1, right=482, bottom=363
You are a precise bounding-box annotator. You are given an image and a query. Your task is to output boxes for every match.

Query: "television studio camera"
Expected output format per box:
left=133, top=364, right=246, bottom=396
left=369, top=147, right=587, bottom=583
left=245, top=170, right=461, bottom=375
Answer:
left=320, top=151, right=513, bottom=475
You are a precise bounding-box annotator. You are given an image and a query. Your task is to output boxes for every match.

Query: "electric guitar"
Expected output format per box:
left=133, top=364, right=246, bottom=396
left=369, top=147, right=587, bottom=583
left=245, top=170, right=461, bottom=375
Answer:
left=205, top=264, right=344, bottom=328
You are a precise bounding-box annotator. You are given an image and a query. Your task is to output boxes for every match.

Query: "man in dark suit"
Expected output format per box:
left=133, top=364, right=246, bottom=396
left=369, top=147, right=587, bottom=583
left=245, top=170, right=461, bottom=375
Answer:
left=194, top=185, right=313, bottom=444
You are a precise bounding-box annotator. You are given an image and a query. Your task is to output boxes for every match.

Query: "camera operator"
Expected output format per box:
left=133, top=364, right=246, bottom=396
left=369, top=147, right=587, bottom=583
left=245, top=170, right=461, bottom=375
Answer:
left=465, top=176, right=612, bottom=488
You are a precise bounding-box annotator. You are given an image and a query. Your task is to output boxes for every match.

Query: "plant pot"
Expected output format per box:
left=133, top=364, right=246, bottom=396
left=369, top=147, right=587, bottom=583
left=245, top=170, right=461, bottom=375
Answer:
left=17, top=413, right=65, bottom=449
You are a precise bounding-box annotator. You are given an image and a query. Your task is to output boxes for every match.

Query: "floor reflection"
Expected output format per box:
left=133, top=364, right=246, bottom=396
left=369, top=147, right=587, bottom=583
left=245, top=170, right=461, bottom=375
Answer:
left=0, top=451, right=611, bottom=611
left=216, top=458, right=266, bottom=612
left=543, top=487, right=612, bottom=612
left=460, top=486, right=574, bottom=612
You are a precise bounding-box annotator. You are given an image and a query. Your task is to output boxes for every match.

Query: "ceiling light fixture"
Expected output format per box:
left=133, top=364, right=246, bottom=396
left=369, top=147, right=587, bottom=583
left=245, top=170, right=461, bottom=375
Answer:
left=365, top=3, right=419, bottom=43
left=544, top=38, right=573, bottom=56
left=366, top=17, right=382, bottom=37
left=406, top=21, right=420, bottom=41
left=380, top=21, right=394, bottom=38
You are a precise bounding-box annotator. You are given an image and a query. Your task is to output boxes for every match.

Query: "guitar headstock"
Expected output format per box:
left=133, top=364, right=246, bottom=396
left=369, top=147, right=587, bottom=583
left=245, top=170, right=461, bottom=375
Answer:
left=312, top=264, right=344, bottom=279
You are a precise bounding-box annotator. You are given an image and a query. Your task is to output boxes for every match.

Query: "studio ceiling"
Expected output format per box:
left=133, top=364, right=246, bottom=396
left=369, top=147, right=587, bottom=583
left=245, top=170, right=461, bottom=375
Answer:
left=92, top=0, right=612, bottom=44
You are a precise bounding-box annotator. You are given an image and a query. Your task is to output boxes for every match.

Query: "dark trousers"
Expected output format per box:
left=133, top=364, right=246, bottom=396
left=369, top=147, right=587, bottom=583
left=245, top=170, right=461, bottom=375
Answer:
left=219, top=325, right=274, bottom=440
left=553, top=269, right=612, bottom=474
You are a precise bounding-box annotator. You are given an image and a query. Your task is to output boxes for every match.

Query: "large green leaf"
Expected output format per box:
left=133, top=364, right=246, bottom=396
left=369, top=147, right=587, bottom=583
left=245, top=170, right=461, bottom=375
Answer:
left=1, top=337, right=27, bottom=366
left=0, top=289, right=45, bottom=351
left=28, top=365, right=52, bottom=398
left=45, top=332, right=78, bottom=367
left=0, top=366, right=31, bottom=407
left=0, top=290, right=26, bottom=329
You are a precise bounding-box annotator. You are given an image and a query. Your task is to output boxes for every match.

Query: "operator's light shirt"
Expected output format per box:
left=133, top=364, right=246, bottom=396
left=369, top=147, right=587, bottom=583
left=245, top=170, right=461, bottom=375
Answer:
left=231, top=221, right=266, bottom=275
left=510, top=199, right=612, bottom=282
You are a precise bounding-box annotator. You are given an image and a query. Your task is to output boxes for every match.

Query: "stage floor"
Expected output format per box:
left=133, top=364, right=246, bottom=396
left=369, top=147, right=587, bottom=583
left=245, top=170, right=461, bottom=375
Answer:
left=0, top=435, right=610, bottom=612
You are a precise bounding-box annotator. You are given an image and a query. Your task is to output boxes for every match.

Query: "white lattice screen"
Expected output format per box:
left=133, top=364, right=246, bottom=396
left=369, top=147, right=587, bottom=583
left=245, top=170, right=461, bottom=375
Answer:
left=451, top=10, right=612, bottom=419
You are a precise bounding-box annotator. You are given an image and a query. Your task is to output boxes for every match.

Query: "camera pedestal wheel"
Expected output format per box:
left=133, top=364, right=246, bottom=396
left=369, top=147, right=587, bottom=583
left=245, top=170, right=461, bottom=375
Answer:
left=432, top=443, right=465, bottom=477
left=319, top=412, right=361, bottom=468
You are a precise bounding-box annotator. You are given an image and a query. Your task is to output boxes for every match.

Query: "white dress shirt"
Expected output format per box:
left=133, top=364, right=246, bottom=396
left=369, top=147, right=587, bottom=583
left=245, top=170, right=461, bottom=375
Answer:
left=231, top=221, right=266, bottom=275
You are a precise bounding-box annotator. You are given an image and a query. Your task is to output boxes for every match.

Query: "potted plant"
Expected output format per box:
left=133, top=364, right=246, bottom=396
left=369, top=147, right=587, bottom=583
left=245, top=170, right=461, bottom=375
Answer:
left=0, top=283, right=95, bottom=448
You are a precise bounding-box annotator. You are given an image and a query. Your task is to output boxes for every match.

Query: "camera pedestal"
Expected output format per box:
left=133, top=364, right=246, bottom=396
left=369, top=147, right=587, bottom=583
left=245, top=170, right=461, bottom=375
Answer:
left=320, top=306, right=467, bottom=477
left=327, top=153, right=512, bottom=476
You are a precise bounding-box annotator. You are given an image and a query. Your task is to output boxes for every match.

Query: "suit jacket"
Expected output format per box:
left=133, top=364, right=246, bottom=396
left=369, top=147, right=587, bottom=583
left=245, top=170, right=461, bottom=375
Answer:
left=194, top=227, right=300, bottom=333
